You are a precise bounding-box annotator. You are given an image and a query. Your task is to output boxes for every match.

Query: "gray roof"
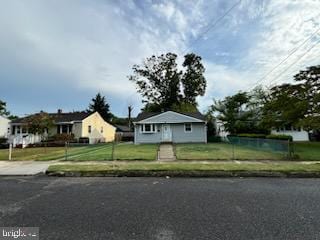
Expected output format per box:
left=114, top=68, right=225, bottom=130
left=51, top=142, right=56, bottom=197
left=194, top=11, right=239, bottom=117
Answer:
left=115, top=124, right=132, bottom=132
left=135, top=111, right=206, bottom=122
left=11, top=112, right=91, bottom=124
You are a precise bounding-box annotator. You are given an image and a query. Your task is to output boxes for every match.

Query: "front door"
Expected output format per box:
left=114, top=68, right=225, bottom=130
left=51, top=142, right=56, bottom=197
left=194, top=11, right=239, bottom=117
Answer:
left=162, top=124, right=172, bottom=142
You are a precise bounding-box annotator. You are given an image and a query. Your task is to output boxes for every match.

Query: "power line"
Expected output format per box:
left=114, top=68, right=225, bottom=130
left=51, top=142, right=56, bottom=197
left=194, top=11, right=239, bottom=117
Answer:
left=184, top=0, right=242, bottom=54
left=246, top=26, right=320, bottom=91
left=267, top=38, right=320, bottom=88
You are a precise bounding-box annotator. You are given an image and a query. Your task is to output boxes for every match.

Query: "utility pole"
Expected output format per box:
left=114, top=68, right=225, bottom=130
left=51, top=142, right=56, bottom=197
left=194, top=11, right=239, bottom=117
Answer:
left=128, top=105, right=133, bottom=130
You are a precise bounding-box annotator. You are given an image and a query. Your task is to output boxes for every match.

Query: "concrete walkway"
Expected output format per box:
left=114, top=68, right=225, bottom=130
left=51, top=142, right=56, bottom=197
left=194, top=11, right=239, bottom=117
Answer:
left=158, top=144, right=176, bottom=161
left=0, top=161, right=53, bottom=176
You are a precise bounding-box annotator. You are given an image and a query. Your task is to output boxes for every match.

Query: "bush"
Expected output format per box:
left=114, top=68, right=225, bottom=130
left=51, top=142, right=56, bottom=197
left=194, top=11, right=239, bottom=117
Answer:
left=207, top=136, right=222, bottom=142
left=266, top=134, right=293, bottom=141
left=0, top=138, right=8, bottom=144
left=237, top=134, right=266, bottom=138
left=52, top=133, right=75, bottom=142
left=79, top=137, right=89, bottom=144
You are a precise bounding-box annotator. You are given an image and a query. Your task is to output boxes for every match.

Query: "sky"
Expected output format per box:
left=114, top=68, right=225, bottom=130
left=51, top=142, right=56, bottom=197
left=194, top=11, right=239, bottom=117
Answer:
left=1, top=0, right=320, bottom=117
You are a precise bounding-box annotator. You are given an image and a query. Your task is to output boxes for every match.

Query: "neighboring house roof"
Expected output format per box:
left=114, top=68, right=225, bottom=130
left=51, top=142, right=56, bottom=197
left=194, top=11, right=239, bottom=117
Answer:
left=11, top=112, right=91, bottom=124
left=115, top=124, right=132, bottom=132
left=134, top=110, right=206, bottom=123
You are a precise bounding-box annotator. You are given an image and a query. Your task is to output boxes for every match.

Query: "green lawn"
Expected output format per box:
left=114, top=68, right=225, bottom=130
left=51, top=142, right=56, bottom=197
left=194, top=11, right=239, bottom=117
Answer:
left=48, top=162, right=320, bottom=173
left=293, top=142, right=320, bottom=160
left=175, top=143, right=285, bottom=160
left=113, top=144, right=158, bottom=161
left=0, top=144, right=111, bottom=161
left=66, top=143, right=158, bottom=161
left=0, top=143, right=158, bottom=161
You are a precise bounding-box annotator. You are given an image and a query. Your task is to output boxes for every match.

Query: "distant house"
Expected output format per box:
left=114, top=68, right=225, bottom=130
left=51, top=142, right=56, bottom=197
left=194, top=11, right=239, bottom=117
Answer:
left=115, top=124, right=134, bottom=141
left=9, top=110, right=115, bottom=147
left=0, top=115, right=10, bottom=138
left=133, top=111, right=207, bottom=144
left=271, top=126, right=309, bottom=141
left=215, top=120, right=229, bottom=139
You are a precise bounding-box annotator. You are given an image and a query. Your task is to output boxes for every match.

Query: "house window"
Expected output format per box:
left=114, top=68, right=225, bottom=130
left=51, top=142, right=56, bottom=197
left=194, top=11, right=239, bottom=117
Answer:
left=17, top=126, right=21, bottom=134
left=88, top=125, right=92, bottom=134
left=141, top=124, right=156, bottom=133
left=101, top=127, right=103, bottom=133
left=185, top=123, right=192, bottom=132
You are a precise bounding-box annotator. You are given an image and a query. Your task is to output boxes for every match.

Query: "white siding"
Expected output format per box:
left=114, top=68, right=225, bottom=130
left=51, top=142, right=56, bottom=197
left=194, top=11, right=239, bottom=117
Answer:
left=271, top=129, right=309, bottom=141
left=0, top=116, right=10, bottom=138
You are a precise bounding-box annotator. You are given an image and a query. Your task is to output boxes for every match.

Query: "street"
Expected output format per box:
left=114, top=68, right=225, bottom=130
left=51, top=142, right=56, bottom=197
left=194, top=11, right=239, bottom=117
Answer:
left=1, top=177, right=320, bottom=240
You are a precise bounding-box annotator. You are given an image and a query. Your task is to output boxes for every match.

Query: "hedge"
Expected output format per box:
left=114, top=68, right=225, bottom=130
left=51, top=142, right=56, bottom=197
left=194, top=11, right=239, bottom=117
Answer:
left=266, top=134, right=293, bottom=141
left=236, top=134, right=267, bottom=138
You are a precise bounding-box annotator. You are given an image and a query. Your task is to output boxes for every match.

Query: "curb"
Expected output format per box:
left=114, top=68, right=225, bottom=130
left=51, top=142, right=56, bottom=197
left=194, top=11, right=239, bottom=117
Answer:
left=46, top=170, right=320, bottom=178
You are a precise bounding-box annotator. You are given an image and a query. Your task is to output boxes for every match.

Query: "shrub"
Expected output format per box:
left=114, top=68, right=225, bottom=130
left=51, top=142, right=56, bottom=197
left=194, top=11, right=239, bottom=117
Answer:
left=52, top=133, right=75, bottom=142
left=79, top=137, right=89, bottom=144
left=237, top=134, right=266, bottom=139
left=266, top=134, right=293, bottom=141
left=207, top=136, right=222, bottom=142
left=0, top=138, right=8, bottom=144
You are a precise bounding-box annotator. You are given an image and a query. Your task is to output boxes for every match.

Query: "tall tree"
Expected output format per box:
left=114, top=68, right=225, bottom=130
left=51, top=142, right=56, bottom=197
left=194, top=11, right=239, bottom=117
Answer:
left=182, top=53, right=206, bottom=105
left=261, top=65, right=320, bottom=131
left=0, top=100, right=10, bottom=116
left=129, top=52, right=206, bottom=112
left=129, top=53, right=181, bottom=111
left=88, top=93, right=113, bottom=122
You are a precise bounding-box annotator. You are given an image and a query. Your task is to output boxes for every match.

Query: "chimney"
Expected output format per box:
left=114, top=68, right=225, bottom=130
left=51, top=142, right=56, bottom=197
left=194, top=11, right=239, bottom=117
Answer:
left=57, top=109, right=62, bottom=114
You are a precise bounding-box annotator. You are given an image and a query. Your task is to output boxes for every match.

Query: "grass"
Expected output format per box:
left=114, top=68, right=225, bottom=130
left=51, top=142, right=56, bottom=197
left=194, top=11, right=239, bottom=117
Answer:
left=0, top=144, right=110, bottom=161
left=0, top=143, right=158, bottom=161
left=113, top=144, right=158, bottom=161
left=293, top=142, right=320, bottom=161
left=1, top=141, right=319, bottom=161
left=175, top=143, right=285, bottom=161
left=47, top=162, right=320, bottom=174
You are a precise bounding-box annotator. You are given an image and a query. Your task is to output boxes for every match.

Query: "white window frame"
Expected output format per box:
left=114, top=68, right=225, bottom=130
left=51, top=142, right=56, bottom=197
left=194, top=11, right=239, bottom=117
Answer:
left=141, top=124, right=157, bottom=134
left=184, top=123, right=192, bottom=133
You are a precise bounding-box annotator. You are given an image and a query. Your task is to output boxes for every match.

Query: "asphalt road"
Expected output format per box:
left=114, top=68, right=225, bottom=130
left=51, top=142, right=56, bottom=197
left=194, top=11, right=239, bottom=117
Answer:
left=1, top=177, right=320, bottom=240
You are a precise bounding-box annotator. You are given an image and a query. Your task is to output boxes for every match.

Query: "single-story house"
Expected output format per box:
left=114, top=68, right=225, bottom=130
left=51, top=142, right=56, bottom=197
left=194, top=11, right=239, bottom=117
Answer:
left=271, top=126, right=309, bottom=141
left=0, top=115, right=10, bottom=138
left=9, top=110, right=115, bottom=147
left=133, top=111, right=207, bottom=144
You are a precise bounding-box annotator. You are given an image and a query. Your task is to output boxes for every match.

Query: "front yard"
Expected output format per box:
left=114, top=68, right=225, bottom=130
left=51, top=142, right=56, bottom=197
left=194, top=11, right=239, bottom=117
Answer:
left=175, top=143, right=285, bottom=160
left=0, top=141, right=319, bottom=161
left=0, top=143, right=158, bottom=161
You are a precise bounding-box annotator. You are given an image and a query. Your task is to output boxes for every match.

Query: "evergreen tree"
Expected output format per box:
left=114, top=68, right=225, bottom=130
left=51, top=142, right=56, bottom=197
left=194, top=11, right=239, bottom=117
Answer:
left=88, top=93, right=113, bottom=121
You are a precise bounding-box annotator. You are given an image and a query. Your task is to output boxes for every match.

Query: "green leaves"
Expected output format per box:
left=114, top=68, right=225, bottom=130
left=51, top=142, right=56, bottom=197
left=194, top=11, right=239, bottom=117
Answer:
left=128, top=52, right=206, bottom=112
left=24, top=112, right=54, bottom=135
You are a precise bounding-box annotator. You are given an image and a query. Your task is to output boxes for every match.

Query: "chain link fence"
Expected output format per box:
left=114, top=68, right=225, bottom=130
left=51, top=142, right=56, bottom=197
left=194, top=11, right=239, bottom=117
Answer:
left=226, top=136, right=292, bottom=160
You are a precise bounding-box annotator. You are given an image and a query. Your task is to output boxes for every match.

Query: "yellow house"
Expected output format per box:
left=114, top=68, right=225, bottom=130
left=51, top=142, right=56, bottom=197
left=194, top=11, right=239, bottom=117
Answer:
left=9, top=110, right=116, bottom=146
left=80, top=112, right=116, bottom=143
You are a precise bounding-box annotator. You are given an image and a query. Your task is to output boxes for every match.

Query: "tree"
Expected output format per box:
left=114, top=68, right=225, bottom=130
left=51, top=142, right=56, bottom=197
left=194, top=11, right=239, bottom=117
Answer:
left=129, top=52, right=206, bottom=112
left=24, top=112, right=54, bottom=140
left=182, top=53, right=206, bottom=105
left=204, top=110, right=216, bottom=137
left=0, top=100, right=10, bottom=116
left=211, top=90, right=268, bottom=135
left=261, top=65, right=320, bottom=132
left=88, top=93, right=113, bottom=122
